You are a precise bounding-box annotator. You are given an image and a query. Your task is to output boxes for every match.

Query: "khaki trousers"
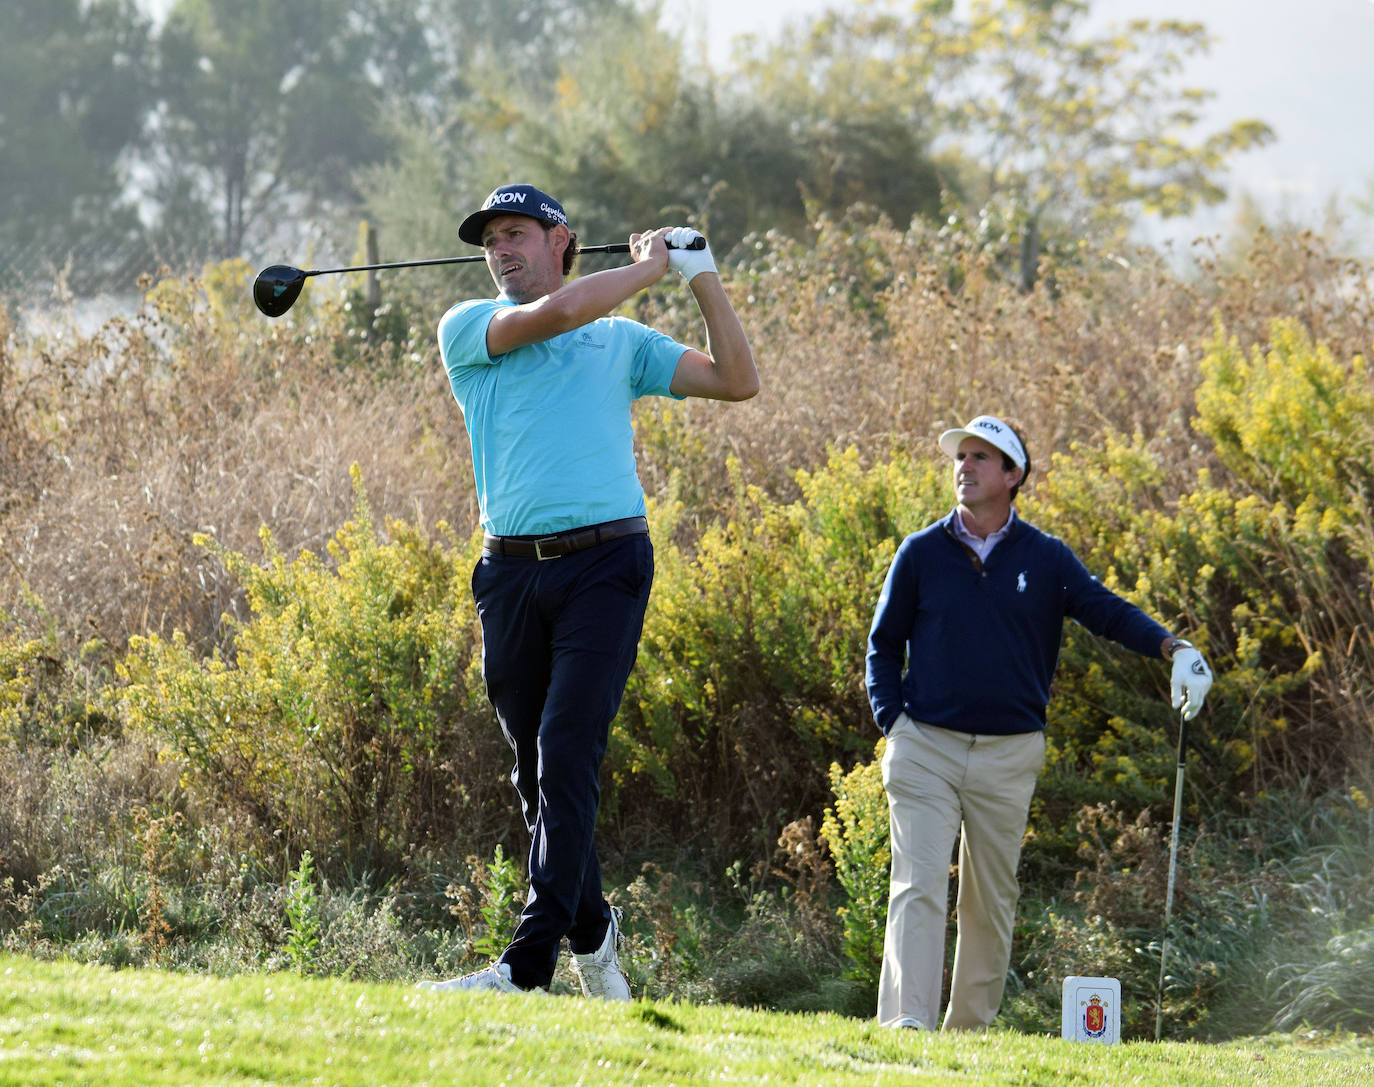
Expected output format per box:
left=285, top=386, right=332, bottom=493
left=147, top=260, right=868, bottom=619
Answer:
left=878, top=713, right=1045, bottom=1030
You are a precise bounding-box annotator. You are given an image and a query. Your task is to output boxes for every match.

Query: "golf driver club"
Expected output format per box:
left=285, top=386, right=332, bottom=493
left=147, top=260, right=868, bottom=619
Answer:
left=1155, top=708, right=1189, bottom=1041
left=253, top=237, right=704, bottom=318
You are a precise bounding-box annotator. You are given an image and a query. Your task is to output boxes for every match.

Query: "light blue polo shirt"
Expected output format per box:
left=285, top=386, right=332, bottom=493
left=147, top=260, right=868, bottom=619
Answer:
left=439, top=297, right=686, bottom=535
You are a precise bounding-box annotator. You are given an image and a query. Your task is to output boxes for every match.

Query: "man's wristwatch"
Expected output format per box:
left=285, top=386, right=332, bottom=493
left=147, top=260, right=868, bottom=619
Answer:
left=1164, top=637, right=1194, bottom=660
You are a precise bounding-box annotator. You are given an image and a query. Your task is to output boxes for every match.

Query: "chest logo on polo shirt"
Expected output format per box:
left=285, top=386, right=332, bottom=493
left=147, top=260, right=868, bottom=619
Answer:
left=575, top=330, right=606, bottom=351
left=1017, top=571, right=1027, bottom=592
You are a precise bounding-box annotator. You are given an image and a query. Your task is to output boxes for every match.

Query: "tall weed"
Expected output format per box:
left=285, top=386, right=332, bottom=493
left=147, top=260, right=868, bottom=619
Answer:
left=285, top=851, right=322, bottom=973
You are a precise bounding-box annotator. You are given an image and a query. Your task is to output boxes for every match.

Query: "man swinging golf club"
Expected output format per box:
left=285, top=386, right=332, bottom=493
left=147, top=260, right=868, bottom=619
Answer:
left=865, top=414, right=1213, bottom=1031
left=418, top=184, right=758, bottom=997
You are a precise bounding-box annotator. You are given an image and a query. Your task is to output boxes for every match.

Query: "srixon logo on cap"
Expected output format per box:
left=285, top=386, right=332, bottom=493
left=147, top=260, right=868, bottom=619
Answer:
left=973, top=419, right=1006, bottom=436
left=484, top=191, right=529, bottom=210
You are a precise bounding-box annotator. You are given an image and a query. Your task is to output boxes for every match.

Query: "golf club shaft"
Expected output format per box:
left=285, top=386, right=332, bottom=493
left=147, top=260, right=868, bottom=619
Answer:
left=304, top=242, right=632, bottom=278
left=1155, top=711, right=1188, bottom=1041
left=253, top=235, right=705, bottom=317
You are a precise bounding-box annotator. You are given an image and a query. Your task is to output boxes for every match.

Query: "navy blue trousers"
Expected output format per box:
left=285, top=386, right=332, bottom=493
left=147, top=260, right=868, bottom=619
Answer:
left=471, top=532, right=653, bottom=989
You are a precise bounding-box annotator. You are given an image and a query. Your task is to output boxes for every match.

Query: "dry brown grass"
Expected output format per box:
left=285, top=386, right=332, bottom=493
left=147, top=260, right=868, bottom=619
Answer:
left=2, top=290, right=477, bottom=658
left=634, top=220, right=1373, bottom=523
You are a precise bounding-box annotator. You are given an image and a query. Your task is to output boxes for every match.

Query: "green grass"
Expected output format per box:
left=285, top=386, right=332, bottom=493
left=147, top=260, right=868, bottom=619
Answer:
left=1, top=955, right=1370, bottom=1085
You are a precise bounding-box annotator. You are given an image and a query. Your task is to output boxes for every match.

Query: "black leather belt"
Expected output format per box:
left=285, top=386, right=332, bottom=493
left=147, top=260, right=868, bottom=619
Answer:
left=482, top=516, right=649, bottom=561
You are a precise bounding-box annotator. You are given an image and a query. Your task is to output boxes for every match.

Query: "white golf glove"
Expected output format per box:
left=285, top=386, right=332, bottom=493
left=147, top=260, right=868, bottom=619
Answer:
left=1169, top=644, right=1213, bottom=721
left=665, top=227, right=717, bottom=282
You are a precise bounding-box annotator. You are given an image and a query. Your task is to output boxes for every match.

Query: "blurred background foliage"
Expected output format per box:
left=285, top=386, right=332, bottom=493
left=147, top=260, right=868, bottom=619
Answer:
left=3, top=0, right=1275, bottom=302
left=1, top=0, right=1371, bottom=1043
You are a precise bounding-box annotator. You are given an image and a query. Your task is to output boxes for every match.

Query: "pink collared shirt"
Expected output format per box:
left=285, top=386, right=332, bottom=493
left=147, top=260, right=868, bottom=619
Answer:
left=952, top=507, right=1016, bottom=562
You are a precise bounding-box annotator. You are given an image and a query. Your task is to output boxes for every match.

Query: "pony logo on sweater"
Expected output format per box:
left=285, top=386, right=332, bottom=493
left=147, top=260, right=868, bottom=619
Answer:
left=1016, top=571, right=1027, bottom=593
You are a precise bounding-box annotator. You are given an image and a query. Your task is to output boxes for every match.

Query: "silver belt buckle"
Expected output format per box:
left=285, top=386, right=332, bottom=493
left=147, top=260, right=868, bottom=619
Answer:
left=533, top=536, right=562, bottom=561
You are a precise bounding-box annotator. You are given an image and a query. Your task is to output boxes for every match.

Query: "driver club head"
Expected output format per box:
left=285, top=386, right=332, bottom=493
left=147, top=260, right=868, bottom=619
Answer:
left=253, top=265, right=309, bottom=317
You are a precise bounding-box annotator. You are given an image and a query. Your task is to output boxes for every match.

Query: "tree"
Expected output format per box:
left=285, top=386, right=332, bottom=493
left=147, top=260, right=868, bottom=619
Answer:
left=354, top=1, right=691, bottom=267
left=734, top=0, right=1272, bottom=290
left=149, top=0, right=407, bottom=261
left=941, top=0, right=1274, bottom=288
left=356, top=0, right=947, bottom=269
left=0, top=0, right=155, bottom=294
left=453, top=6, right=759, bottom=245
left=728, top=2, right=957, bottom=239
left=350, top=0, right=1275, bottom=297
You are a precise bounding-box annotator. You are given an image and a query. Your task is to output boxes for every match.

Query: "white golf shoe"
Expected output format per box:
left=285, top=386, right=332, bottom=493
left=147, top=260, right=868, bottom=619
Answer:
left=569, top=907, right=631, bottom=1000
left=416, top=961, right=533, bottom=994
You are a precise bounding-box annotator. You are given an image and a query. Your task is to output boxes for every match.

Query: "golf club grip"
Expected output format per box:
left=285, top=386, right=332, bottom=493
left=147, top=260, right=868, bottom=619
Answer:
left=586, top=236, right=706, bottom=255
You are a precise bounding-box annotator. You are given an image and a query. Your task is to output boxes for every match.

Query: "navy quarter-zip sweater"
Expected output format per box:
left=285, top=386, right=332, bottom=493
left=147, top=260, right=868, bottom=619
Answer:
left=866, top=510, right=1170, bottom=736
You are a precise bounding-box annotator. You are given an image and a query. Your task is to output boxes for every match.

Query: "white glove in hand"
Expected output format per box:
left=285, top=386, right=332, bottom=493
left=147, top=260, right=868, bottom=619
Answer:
left=665, top=227, right=717, bottom=282
left=1170, top=647, right=1213, bottom=721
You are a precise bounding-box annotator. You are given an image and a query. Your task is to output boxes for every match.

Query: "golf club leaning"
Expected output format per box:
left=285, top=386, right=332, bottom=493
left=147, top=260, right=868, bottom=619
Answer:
left=253, top=237, right=704, bottom=318
left=1155, top=708, right=1189, bottom=1041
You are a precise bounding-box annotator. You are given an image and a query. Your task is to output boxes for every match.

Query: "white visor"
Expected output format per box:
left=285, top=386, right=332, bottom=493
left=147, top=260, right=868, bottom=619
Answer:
left=938, top=415, right=1027, bottom=469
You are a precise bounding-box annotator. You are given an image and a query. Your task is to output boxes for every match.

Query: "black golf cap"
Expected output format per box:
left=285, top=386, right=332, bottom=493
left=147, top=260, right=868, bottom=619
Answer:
left=458, top=184, right=569, bottom=246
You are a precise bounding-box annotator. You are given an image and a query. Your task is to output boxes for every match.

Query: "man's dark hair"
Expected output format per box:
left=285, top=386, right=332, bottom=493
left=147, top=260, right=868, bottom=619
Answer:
left=1001, top=420, right=1032, bottom=501
left=544, top=222, right=580, bottom=276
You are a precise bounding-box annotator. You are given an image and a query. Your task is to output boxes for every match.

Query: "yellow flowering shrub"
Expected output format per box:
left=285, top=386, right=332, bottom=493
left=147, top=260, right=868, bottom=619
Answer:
left=820, top=741, right=890, bottom=989
left=614, top=449, right=946, bottom=838
left=116, top=467, right=502, bottom=872
left=1195, top=318, right=1373, bottom=517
